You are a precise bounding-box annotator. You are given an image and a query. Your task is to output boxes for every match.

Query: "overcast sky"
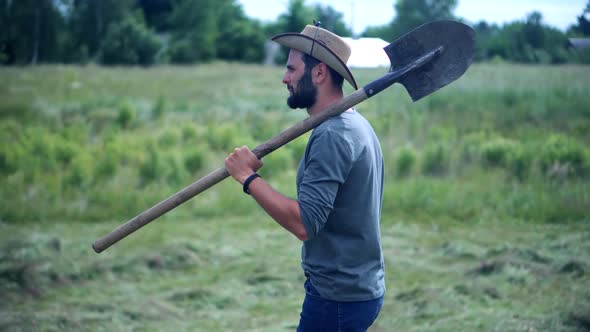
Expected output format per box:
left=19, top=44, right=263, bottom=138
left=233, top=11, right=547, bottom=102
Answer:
left=238, top=0, right=587, bottom=35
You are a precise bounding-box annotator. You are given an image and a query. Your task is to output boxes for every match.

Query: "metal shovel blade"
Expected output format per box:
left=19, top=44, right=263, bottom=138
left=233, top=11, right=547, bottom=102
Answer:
left=384, top=20, right=476, bottom=102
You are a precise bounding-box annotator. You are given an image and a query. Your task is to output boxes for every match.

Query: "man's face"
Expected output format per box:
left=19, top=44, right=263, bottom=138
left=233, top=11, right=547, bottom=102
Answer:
left=282, top=50, right=317, bottom=109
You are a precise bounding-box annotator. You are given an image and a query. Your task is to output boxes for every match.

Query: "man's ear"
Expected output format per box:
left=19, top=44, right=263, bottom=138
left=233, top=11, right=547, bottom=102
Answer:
left=313, top=63, right=328, bottom=84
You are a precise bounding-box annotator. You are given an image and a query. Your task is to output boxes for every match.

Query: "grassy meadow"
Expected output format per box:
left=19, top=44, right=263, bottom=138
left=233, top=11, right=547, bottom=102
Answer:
left=1, top=62, right=589, bottom=331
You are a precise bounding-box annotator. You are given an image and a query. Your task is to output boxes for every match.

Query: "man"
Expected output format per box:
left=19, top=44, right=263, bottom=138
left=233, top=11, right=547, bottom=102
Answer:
left=224, top=23, right=385, bottom=331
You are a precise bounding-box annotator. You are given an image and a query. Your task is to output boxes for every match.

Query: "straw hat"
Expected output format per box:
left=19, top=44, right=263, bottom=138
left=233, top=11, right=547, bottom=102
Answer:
left=272, top=24, right=358, bottom=90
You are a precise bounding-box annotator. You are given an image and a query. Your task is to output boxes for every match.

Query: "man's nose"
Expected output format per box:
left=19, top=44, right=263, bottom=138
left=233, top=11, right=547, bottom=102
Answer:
left=282, top=72, right=289, bottom=85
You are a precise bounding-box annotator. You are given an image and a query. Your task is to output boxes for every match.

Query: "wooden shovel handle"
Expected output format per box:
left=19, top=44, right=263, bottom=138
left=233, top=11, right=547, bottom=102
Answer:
left=92, top=89, right=369, bottom=253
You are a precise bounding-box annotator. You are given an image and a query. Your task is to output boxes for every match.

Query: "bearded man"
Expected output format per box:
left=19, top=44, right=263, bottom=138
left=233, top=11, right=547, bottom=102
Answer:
left=225, top=23, right=385, bottom=332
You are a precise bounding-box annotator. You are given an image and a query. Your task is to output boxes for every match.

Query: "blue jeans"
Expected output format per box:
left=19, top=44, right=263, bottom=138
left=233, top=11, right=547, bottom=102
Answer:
left=297, top=279, right=383, bottom=332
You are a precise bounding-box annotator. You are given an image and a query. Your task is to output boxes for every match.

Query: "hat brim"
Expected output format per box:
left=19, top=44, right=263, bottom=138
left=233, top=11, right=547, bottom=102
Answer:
left=272, top=33, right=358, bottom=90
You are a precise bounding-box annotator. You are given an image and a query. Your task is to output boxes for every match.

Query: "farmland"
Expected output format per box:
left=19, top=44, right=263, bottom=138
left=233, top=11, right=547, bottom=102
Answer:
left=1, top=63, right=589, bottom=331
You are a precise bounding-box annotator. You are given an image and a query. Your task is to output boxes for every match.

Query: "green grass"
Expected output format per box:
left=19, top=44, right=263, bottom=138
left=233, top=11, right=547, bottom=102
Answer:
left=1, top=217, right=588, bottom=331
left=1, top=62, right=590, bottom=331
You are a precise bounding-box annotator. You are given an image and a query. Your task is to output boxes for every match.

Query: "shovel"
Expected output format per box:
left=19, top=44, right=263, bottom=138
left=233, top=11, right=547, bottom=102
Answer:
left=93, top=20, right=476, bottom=253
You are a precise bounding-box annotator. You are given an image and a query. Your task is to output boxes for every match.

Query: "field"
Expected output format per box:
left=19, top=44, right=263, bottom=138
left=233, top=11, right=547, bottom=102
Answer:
left=1, top=62, right=589, bottom=331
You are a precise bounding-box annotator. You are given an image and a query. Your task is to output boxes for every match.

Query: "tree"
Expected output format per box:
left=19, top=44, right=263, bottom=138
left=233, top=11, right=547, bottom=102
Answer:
left=166, top=0, right=218, bottom=63
left=391, top=0, right=457, bottom=38
left=268, top=0, right=315, bottom=36
left=100, top=14, right=162, bottom=66
left=472, top=21, right=501, bottom=61
left=0, top=0, right=66, bottom=64
left=264, top=0, right=315, bottom=63
left=568, top=0, right=590, bottom=36
left=313, top=4, right=352, bottom=37
left=138, top=0, right=173, bottom=32
left=362, top=0, right=458, bottom=41
left=487, top=12, right=570, bottom=64
left=66, top=0, right=137, bottom=61
left=215, top=1, right=266, bottom=62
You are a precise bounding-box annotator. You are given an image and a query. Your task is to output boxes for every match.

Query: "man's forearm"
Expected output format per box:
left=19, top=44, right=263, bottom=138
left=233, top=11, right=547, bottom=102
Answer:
left=247, top=177, right=308, bottom=241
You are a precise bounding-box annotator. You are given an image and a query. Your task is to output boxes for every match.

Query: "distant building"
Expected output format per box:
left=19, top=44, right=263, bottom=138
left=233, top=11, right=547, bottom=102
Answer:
left=343, top=37, right=390, bottom=68
left=264, top=37, right=391, bottom=68
left=568, top=38, right=590, bottom=50
left=264, top=41, right=280, bottom=65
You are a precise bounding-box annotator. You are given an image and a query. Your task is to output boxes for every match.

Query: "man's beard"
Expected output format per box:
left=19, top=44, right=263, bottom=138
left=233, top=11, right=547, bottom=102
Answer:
left=287, top=71, right=317, bottom=109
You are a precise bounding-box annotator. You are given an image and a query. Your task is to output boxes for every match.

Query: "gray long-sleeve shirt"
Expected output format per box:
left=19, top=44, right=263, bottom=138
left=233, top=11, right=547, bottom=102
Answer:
left=296, top=110, right=385, bottom=302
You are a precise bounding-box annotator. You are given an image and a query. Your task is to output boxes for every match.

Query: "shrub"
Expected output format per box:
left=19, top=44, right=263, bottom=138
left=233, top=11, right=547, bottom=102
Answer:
left=206, top=124, right=249, bottom=151
left=117, top=101, right=137, bottom=129
left=539, top=134, right=588, bottom=178
left=396, top=146, right=417, bottom=178
left=152, top=96, right=166, bottom=119
left=0, top=121, right=24, bottom=174
left=261, top=148, right=295, bottom=178
left=100, top=15, right=162, bottom=66
left=166, top=39, right=195, bottom=64
left=421, top=144, right=450, bottom=176
left=480, top=138, right=518, bottom=168
left=25, top=128, right=58, bottom=173
left=139, top=145, right=166, bottom=183
left=165, top=152, right=189, bottom=186
left=286, top=134, right=310, bottom=161
left=158, top=129, right=179, bottom=148
left=65, top=153, right=93, bottom=187
left=507, top=146, right=532, bottom=181
left=0, top=143, right=23, bottom=175
left=54, top=139, right=79, bottom=166
left=94, top=152, right=119, bottom=180
left=460, top=131, right=490, bottom=163
left=184, top=148, right=206, bottom=174
left=181, top=124, right=199, bottom=142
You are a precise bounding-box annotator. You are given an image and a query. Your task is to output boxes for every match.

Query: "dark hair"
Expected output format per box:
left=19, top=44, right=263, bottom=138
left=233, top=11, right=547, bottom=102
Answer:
left=301, top=53, right=344, bottom=89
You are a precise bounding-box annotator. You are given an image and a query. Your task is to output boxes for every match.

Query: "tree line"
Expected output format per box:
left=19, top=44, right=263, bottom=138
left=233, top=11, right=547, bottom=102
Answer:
left=1, top=0, right=589, bottom=66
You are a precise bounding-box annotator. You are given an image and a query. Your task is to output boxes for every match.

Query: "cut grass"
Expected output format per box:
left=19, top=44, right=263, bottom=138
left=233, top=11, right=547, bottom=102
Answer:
left=1, top=216, right=588, bottom=331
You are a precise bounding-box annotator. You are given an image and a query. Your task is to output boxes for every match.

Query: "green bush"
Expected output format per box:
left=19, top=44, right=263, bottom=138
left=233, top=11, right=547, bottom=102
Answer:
left=0, top=143, right=23, bottom=175
left=206, top=124, right=252, bottom=152
left=158, top=129, right=180, bottom=148
left=167, top=34, right=216, bottom=64
left=460, top=131, right=490, bottom=164
left=94, top=152, right=119, bottom=181
left=508, top=146, right=532, bottom=181
left=166, top=39, right=196, bottom=64
left=24, top=128, right=59, bottom=174
left=117, top=101, right=137, bottom=129
left=539, top=134, right=588, bottom=178
left=421, top=144, right=450, bottom=176
left=152, top=96, right=166, bottom=119
left=54, top=139, right=79, bottom=166
left=261, top=148, right=295, bottom=178
left=480, top=138, right=518, bottom=168
left=100, top=14, right=162, bottom=66
left=181, top=124, right=200, bottom=142
left=0, top=121, right=24, bottom=174
left=139, top=145, right=166, bottom=183
left=165, top=152, right=189, bottom=186
left=396, top=146, right=417, bottom=178
left=65, top=153, right=93, bottom=187
left=286, top=134, right=310, bottom=161
left=184, top=147, right=206, bottom=174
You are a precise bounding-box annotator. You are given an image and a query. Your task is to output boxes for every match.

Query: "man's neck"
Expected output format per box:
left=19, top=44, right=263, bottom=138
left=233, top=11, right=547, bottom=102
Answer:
left=307, top=90, right=344, bottom=116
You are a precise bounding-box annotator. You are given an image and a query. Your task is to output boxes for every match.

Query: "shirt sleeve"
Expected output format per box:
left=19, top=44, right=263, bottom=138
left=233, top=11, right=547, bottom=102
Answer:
left=298, top=129, right=353, bottom=240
